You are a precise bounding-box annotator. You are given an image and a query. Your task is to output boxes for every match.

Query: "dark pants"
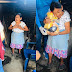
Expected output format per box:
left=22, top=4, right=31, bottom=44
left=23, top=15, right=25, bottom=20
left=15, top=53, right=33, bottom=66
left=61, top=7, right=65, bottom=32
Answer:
left=70, top=56, right=72, bottom=72
left=36, top=21, right=48, bottom=58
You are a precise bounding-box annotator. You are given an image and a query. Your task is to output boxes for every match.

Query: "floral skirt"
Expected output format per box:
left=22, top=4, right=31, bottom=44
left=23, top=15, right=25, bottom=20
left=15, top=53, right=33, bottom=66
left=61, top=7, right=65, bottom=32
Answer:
left=45, top=34, right=69, bottom=59
left=10, top=43, right=24, bottom=49
left=45, top=45, right=67, bottom=59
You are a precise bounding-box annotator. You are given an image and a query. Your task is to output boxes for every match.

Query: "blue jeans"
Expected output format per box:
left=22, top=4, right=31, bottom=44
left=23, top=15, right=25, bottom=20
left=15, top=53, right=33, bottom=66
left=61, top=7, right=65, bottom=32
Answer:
left=70, top=56, right=72, bottom=72
left=0, top=59, right=4, bottom=72
left=36, top=21, right=48, bottom=58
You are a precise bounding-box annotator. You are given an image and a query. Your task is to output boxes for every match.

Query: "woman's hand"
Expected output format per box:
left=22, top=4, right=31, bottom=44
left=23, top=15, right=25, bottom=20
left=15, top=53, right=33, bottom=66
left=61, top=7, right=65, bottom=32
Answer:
left=44, top=17, right=51, bottom=24
left=17, top=25, right=22, bottom=29
left=47, top=31, right=59, bottom=36
left=13, top=25, right=18, bottom=29
left=47, top=31, right=50, bottom=35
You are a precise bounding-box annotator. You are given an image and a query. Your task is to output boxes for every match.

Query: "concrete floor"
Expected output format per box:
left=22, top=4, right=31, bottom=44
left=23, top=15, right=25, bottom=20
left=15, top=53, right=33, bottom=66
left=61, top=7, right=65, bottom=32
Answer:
left=3, top=47, right=36, bottom=72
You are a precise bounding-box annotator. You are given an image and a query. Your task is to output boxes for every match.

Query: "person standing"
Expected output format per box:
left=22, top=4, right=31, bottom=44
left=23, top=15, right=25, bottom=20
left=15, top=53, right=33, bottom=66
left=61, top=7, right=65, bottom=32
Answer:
left=45, top=2, right=71, bottom=70
left=8, top=13, right=29, bottom=56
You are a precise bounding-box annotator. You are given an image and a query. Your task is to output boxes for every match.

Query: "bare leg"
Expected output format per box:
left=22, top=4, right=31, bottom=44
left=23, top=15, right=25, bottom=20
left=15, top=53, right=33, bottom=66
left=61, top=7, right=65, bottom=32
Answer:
left=59, top=57, right=65, bottom=70
left=48, top=53, right=53, bottom=64
left=47, top=53, right=53, bottom=69
left=19, top=49, right=21, bottom=54
left=60, top=57, right=64, bottom=65
left=12, top=48, right=14, bottom=54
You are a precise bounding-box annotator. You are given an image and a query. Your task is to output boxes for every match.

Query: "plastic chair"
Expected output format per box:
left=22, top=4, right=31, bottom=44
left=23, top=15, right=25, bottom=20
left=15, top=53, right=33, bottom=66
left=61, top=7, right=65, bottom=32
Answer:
left=24, top=42, right=36, bottom=72
left=26, top=42, right=36, bottom=49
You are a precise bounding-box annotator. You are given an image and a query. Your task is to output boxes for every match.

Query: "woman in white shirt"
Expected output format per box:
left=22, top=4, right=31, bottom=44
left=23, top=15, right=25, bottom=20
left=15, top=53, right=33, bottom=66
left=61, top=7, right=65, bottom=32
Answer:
left=45, top=2, right=71, bottom=70
left=8, top=13, right=29, bottom=55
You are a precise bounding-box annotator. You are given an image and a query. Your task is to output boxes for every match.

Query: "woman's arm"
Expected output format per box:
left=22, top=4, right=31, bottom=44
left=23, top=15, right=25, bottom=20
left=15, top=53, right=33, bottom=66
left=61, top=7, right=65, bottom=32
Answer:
left=8, top=25, right=13, bottom=30
left=59, top=22, right=70, bottom=35
left=47, top=22, right=70, bottom=36
left=8, top=24, right=18, bottom=30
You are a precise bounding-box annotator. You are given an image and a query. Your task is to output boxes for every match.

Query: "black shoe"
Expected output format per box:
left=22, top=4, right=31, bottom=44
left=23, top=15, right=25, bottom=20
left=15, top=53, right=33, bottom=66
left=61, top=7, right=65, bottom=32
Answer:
left=19, top=54, right=22, bottom=58
left=11, top=53, right=14, bottom=56
left=59, top=64, right=66, bottom=70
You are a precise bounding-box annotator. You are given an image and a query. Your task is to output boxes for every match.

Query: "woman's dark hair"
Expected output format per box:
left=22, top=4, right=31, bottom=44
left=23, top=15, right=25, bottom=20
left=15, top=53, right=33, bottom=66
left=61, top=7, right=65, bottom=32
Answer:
left=15, top=13, right=22, bottom=18
left=50, top=2, right=62, bottom=12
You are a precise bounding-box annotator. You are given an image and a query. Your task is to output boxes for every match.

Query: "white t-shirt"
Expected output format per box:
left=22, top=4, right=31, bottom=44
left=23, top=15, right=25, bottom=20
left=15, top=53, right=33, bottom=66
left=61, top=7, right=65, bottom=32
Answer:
left=58, top=10, right=71, bottom=30
left=11, top=21, right=26, bottom=33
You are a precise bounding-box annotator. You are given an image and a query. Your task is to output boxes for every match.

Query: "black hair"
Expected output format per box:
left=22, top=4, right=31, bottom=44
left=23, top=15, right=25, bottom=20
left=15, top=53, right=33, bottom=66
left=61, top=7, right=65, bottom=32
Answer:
left=50, top=2, right=62, bottom=12
left=15, top=13, right=22, bottom=18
